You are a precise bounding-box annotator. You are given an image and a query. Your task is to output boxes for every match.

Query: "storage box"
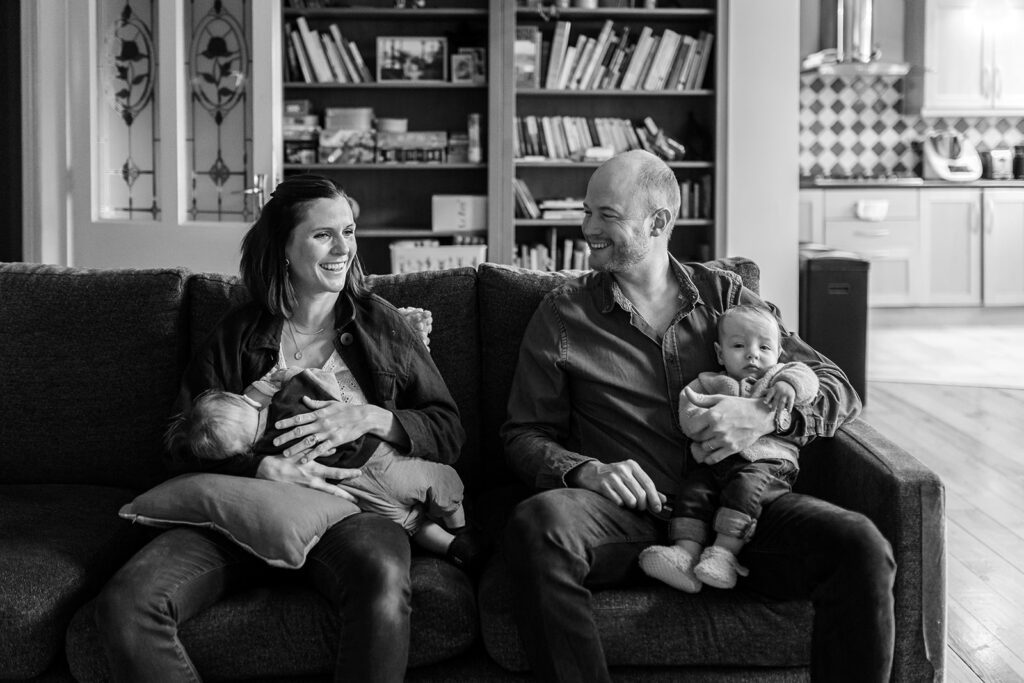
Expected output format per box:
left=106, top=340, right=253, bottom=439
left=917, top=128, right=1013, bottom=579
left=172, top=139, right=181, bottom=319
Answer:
left=390, top=243, right=487, bottom=274
left=431, top=195, right=487, bottom=232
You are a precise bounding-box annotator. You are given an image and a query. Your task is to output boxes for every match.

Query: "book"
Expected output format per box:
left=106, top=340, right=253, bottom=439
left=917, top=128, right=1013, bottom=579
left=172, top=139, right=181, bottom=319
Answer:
left=581, top=21, right=616, bottom=90
left=514, top=26, right=543, bottom=89
left=618, top=26, right=653, bottom=90
left=557, top=35, right=586, bottom=90
left=568, top=36, right=596, bottom=90
left=690, top=31, right=715, bottom=90
left=544, top=21, right=572, bottom=89
left=643, top=29, right=680, bottom=90
left=328, top=24, right=361, bottom=82
left=673, top=34, right=699, bottom=90
left=295, top=17, right=332, bottom=83
left=320, top=33, right=346, bottom=82
left=345, top=39, right=373, bottom=82
left=289, top=29, right=313, bottom=83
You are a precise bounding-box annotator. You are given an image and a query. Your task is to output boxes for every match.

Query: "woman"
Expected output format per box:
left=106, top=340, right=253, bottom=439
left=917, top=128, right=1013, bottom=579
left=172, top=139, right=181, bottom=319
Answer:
left=95, top=175, right=464, bottom=682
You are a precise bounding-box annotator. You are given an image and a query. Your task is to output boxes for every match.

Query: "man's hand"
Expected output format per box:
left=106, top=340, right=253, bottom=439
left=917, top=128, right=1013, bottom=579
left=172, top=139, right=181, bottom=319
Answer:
left=567, top=460, right=666, bottom=513
left=679, top=387, right=774, bottom=464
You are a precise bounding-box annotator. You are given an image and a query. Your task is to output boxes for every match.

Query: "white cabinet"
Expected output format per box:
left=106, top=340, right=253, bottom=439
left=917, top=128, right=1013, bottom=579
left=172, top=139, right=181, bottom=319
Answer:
left=799, top=189, right=824, bottom=244
left=822, top=189, right=923, bottom=307
left=982, top=189, right=1024, bottom=305
left=907, top=0, right=1024, bottom=115
left=919, top=189, right=982, bottom=305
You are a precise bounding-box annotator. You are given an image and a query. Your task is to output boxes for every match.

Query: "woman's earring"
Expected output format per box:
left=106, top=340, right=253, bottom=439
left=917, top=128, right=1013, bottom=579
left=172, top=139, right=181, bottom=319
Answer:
left=285, top=259, right=290, bottom=267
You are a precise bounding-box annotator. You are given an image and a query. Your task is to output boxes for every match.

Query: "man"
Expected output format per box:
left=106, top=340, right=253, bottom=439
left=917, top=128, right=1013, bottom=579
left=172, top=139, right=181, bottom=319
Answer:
left=500, top=150, right=895, bottom=682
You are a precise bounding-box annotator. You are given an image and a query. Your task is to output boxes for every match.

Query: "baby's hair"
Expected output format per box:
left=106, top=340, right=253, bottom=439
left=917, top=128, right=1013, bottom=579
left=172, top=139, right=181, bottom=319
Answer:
left=165, top=390, right=255, bottom=460
left=717, top=304, right=780, bottom=340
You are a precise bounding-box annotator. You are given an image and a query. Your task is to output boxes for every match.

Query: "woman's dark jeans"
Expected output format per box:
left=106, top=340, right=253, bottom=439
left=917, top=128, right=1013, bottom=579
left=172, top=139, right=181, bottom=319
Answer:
left=504, top=488, right=896, bottom=683
left=95, top=512, right=412, bottom=683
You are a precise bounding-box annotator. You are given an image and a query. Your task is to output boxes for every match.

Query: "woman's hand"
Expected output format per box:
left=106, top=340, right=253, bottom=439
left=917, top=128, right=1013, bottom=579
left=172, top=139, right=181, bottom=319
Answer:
left=272, top=397, right=406, bottom=461
left=256, top=452, right=361, bottom=501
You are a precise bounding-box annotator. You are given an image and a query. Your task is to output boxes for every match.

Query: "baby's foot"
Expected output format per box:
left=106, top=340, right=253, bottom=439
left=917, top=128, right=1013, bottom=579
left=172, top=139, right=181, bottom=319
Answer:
left=638, top=545, right=702, bottom=593
left=694, top=545, right=750, bottom=589
left=445, top=524, right=492, bottom=578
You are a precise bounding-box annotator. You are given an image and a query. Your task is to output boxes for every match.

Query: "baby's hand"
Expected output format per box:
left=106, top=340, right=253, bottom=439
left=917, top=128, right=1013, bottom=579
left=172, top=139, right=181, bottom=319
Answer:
left=399, top=307, right=433, bottom=349
left=765, top=381, right=797, bottom=415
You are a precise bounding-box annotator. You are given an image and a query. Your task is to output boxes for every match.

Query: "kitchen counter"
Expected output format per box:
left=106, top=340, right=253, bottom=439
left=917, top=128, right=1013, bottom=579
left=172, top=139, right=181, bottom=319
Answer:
left=800, top=177, right=1024, bottom=189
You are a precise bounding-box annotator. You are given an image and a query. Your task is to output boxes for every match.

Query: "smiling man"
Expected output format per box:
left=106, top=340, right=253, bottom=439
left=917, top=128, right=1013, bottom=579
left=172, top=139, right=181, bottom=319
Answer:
left=500, top=150, right=895, bottom=683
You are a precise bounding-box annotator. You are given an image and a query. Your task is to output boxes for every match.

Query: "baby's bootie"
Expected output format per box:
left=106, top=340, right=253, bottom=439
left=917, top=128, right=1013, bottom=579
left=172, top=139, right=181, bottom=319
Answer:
left=446, top=524, right=492, bottom=577
left=638, top=545, right=702, bottom=593
left=694, top=545, right=749, bottom=589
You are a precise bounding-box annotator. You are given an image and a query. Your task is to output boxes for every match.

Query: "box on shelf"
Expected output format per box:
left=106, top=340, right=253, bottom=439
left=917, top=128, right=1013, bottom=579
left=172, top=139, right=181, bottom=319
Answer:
left=390, top=242, right=488, bottom=274
left=432, top=195, right=487, bottom=232
left=319, top=129, right=376, bottom=164
left=376, top=131, right=448, bottom=163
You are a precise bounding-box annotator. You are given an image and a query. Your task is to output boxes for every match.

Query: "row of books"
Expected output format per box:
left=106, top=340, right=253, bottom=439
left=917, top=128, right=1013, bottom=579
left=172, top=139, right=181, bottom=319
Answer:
left=286, top=18, right=373, bottom=84
left=515, top=232, right=591, bottom=272
left=514, top=115, right=686, bottom=162
left=515, top=20, right=713, bottom=92
left=513, top=176, right=713, bottom=221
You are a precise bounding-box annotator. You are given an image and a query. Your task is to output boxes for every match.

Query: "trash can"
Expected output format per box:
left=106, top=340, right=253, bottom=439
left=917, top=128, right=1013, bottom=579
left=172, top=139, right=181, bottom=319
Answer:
left=799, top=246, right=869, bottom=404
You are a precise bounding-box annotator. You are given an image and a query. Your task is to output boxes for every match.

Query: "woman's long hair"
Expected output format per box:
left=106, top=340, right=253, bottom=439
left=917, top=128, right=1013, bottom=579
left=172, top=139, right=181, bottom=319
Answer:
left=240, top=174, right=369, bottom=317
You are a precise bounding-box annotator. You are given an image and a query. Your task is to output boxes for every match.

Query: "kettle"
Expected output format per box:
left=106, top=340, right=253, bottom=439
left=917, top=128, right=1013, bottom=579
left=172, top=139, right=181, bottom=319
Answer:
left=922, top=130, right=982, bottom=181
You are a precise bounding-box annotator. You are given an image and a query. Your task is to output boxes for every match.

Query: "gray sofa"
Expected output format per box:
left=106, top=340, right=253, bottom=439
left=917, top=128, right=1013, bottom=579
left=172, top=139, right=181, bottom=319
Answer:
left=0, top=258, right=945, bottom=681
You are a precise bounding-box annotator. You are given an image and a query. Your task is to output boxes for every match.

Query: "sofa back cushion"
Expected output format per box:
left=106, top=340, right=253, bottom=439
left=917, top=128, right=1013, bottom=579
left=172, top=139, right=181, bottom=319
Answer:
left=476, top=258, right=760, bottom=489
left=186, top=268, right=483, bottom=488
left=0, top=263, right=188, bottom=489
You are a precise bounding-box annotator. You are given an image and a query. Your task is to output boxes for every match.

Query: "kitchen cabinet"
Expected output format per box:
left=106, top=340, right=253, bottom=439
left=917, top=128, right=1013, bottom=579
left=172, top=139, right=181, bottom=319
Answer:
left=799, top=189, right=824, bottom=244
left=821, top=189, right=923, bottom=307
left=906, top=0, right=1024, bottom=115
left=982, top=188, right=1024, bottom=305
left=919, top=189, right=982, bottom=305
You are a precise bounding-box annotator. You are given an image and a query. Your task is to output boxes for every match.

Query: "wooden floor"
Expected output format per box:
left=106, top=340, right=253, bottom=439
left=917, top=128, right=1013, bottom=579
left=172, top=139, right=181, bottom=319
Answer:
left=862, top=307, right=1024, bottom=682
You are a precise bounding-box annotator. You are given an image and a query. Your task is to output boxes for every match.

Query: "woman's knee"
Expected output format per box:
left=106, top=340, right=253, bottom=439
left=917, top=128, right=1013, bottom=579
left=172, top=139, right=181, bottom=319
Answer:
left=94, top=567, right=163, bottom=651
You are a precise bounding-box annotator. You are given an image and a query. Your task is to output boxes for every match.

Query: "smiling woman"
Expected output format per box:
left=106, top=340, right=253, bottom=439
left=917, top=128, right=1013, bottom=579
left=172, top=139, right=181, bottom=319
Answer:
left=94, top=174, right=468, bottom=682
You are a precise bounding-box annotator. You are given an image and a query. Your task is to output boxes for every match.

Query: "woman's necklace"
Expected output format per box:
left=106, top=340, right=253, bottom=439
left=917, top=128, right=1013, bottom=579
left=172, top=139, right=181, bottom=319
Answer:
left=286, top=319, right=329, bottom=361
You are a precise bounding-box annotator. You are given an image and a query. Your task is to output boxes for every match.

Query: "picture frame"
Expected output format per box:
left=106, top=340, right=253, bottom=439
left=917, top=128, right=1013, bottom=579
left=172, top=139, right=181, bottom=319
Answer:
left=376, top=36, right=448, bottom=82
left=457, top=47, right=487, bottom=84
left=451, top=53, right=476, bottom=84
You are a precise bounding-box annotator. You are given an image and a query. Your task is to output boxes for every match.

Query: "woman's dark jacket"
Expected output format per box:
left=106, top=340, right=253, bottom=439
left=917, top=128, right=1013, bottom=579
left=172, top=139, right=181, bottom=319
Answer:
left=166, top=291, right=465, bottom=477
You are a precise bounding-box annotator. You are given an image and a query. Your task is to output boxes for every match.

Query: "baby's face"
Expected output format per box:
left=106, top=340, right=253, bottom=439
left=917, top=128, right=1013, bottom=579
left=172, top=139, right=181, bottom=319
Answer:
left=715, top=312, right=782, bottom=381
left=218, top=401, right=264, bottom=456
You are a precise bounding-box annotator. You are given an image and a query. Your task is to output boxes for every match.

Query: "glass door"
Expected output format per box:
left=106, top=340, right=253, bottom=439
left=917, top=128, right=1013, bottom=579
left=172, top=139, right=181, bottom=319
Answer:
left=67, top=0, right=281, bottom=274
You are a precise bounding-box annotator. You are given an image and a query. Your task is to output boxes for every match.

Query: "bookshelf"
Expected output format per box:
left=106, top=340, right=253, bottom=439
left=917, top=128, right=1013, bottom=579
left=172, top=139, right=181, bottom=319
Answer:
left=279, top=1, right=720, bottom=273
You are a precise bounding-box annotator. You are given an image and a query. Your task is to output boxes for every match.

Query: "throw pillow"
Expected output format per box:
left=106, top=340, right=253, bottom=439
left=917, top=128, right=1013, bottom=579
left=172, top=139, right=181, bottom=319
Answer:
left=119, top=473, right=360, bottom=569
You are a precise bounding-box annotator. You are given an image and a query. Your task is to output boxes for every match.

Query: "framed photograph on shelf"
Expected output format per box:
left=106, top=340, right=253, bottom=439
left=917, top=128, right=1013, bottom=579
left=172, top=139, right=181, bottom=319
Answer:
left=457, top=47, right=487, bottom=84
left=451, top=53, right=475, bottom=83
left=376, top=36, right=448, bottom=82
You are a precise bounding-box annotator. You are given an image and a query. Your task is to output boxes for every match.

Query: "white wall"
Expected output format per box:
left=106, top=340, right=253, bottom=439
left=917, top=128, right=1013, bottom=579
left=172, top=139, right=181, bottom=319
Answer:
left=722, top=0, right=801, bottom=321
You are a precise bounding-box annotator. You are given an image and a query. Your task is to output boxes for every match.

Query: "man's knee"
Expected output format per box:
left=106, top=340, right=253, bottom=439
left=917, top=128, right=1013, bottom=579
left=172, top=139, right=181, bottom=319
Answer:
left=504, top=489, right=580, bottom=556
left=837, top=513, right=896, bottom=592
left=94, top=571, right=159, bottom=650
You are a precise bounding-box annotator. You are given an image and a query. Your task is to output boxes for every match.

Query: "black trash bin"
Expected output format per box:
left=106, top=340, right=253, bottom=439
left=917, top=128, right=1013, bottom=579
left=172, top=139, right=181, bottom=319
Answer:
left=799, top=247, right=869, bottom=404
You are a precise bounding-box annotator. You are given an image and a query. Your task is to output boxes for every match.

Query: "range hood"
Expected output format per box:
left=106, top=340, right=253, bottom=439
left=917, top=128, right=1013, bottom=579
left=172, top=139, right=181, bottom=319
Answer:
left=802, top=0, right=910, bottom=78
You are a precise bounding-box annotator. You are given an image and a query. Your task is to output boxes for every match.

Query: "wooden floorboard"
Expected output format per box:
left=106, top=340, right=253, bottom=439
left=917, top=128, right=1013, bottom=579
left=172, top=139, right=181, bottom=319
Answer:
left=863, top=320, right=1024, bottom=683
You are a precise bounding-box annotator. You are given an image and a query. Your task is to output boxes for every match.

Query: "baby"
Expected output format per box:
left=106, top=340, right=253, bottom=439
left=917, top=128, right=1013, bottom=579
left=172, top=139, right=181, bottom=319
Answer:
left=639, top=304, right=820, bottom=592
left=169, top=308, right=488, bottom=573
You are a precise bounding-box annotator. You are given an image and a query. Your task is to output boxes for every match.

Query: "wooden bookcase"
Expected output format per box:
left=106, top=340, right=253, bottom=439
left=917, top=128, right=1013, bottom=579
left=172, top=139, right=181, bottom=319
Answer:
left=280, top=0, right=719, bottom=273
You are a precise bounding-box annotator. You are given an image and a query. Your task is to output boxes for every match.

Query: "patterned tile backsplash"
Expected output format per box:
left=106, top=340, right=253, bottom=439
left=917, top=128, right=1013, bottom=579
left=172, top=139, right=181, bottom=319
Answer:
left=799, top=74, right=1024, bottom=177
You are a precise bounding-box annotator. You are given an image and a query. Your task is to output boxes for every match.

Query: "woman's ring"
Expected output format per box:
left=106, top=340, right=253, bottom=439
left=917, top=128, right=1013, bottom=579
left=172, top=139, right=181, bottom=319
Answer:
left=704, top=440, right=715, bottom=452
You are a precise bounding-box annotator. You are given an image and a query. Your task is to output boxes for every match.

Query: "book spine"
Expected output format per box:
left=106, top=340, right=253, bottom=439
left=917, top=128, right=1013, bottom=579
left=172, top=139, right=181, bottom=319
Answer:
left=296, top=16, right=332, bottom=83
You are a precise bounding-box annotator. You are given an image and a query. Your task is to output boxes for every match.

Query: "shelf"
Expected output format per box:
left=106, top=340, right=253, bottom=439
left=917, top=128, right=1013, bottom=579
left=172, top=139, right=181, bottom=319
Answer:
left=284, top=8, right=488, bottom=19
left=284, top=82, right=487, bottom=90
left=515, top=219, right=713, bottom=228
left=515, top=8, right=715, bottom=21
left=515, top=160, right=712, bottom=169
left=356, top=228, right=487, bottom=238
left=517, top=88, right=713, bottom=97
left=285, top=163, right=486, bottom=171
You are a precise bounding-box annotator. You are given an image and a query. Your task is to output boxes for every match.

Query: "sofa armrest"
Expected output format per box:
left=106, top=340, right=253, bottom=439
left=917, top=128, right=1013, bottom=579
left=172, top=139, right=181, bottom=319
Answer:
left=796, top=418, right=945, bottom=683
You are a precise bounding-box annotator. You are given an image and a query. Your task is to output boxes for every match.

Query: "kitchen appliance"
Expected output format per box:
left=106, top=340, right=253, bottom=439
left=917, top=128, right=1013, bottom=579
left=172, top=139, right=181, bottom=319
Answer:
left=922, top=131, right=983, bottom=182
left=986, top=148, right=1014, bottom=180
left=801, top=0, right=911, bottom=77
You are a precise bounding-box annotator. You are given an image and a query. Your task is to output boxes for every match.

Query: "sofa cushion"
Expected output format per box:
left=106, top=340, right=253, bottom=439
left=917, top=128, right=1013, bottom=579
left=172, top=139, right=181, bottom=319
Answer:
left=478, top=557, right=812, bottom=671
left=66, top=555, right=478, bottom=680
left=0, top=263, right=188, bottom=489
left=0, top=484, right=146, bottom=678
left=119, top=473, right=361, bottom=569
left=186, top=268, right=483, bottom=489
left=475, top=258, right=759, bottom=490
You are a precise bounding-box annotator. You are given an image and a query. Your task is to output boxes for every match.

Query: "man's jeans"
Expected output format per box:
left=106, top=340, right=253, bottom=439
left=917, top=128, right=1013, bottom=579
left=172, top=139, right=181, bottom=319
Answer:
left=504, top=488, right=896, bottom=683
left=95, top=512, right=412, bottom=683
